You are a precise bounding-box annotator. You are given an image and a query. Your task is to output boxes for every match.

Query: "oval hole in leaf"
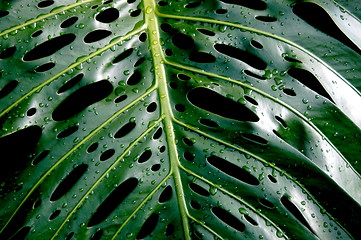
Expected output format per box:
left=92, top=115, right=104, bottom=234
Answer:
left=112, top=48, right=134, bottom=64
left=183, top=137, right=194, bottom=146
left=268, top=174, right=277, bottom=183
left=244, top=95, right=258, bottom=105
left=255, top=16, right=277, bottom=22
left=273, top=129, right=283, bottom=140
left=151, top=164, right=161, bottom=171
left=214, top=44, right=267, bottom=70
left=32, top=150, right=50, bottom=165
left=189, top=51, right=216, bottom=63
left=114, top=94, right=128, bottom=103
left=216, top=9, right=228, bottom=14
left=185, top=1, right=201, bottom=8
left=189, top=183, right=210, bottom=197
left=147, top=102, right=157, bottom=112
left=49, top=209, right=61, bottom=220
left=127, top=71, right=142, bottom=85
left=33, top=199, right=42, bottom=209
left=0, top=10, right=9, bottom=18
left=100, top=149, right=115, bottom=161
left=9, top=226, right=31, bottom=240
left=153, top=127, right=163, bottom=139
left=199, top=118, right=219, bottom=128
left=251, top=40, right=263, bottom=49
left=90, top=229, right=103, bottom=240
left=130, top=9, right=141, bottom=17
left=175, top=104, right=185, bottom=112
left=138, top=150, right=152, bottom=163
left=241, top=133, right=268, bottom=145
left=283, top=88, right=296, bottom=96
left=220, top=0, right=267, bottom=11
left=165, top=224, right=175, bottom=236
left=288, top=67, right=333, bottom=102
left=134, top=57, right=145, bottom=67
left=57, top=73, right=84, bottom=94
left=87, top=142, right=99, bottom=153
left=293, top=2, right=361, bottom=55
left=27, top=108, right=37, bottom=116
left=32, top=30, right=43, bottom=38
left=244, top=70, right=266, bottom=80
left=136, top=213, right=159, bottom=239
left=177, top=74, right=191, bottom=81
left=57, top=125, right=79, bottom=139
left=23, top=34, right=76, bottom=61
left=284, top=56, right=302, bottom=63
left=96, top=8, right=119, bottom=23
left=275, top=116, right=287, bottom=128
left=207, top=155, right=260, bottom=185
left=60, top=16, right=78, bottom=28
left=114, top=122, right=136, bottom=138
left=139, top=32, right=147, bottom=42
left=66, top=232, right=74, bottom=240
left=197, top=28, right=215, bottom=36
left=52, top=80, right=113, bottom=121
left=165, top=48, right=173, bottom=56
left=87, top=178, right=138, bottom=227
left=84, top=30, right=112, bottom=43
left=244, top=215, right=258, bottom=226
left=190, top=200, right=201, bottom=209
left=161, top=23, right=172, bottom=32
left=259, top=198, right=275, bottom=209
left=0, top=46, right=16, bottom=59
left=184, top=151, right=195, bottom=161
left=159, top=146, right=166, bottom=153
left=187, top=87, right=260, bottom=122
left=35, top=62, right=55, bottom=72
left=172, top=33, right=194, bottom=49
left=158, top=1, right=167, bottom=6
left=211, top=207, right=246, bottom=232
left=0, top=80, right=18, bottom=100
left=281, top=195, right=316, bottom=235
left=37, top=0, right=54, bottom=8
left=50, top=164, right=88, bottom=201
left=159, top=185, right=172, bottom=203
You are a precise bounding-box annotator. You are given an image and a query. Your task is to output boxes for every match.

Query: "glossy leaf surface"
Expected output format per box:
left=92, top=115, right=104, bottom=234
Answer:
left=0, top=0, right=360, bottom=239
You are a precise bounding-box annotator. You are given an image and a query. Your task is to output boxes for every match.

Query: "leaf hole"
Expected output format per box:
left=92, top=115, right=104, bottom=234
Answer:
left=185, top=1, right=202, bottom=8
left=0, top=46, right=16, bottom=59
left=183, top=137, right=194, bottom=146
left=100, top=149, right=115, bottom=161
left=259, top=198, right=275, bottom=209
left=189, top=183, right=210, bottom=197
left=275, top=116, right=287, bottom=128
left=114, top=121, right=136, bottom=138
left=158, top=1, right=168, bottom=6
left=87, top=142, right=99, bottom=153
left=91, top=5, right=99, bottom=9
left=32, top=30, right=43, bottom=38
left=138, top=150, right=152, bottom=163
left=60, top=16, right=79, bottom=28
left=96, top=8, right=119, bottom=23
left=273, top=129, right=283, bottom=140
left=165, top=224, right=175, bottom=236
left=160, top=23, right=172, bottom=32
left=216, top=9, right=228, bottom=14
left=250, top=40, right=263, bottom=49
left=165, top=48, right=173, bottom=56
left=220, top=0, right=267, bottom=10
left=268, top=174, right=277, bottom=183
left=0, top=80, right=18, bottom=100
left=244, top=95, right=258, bottom=105
left=207, top=155, right=260, bottom=185
left=0, top=10, right=9, bottom=18
left=32, top=150, right=50, bottom=165
left=57, top=73, right=84, bottom=94
left=52, top=80, right=113, bottom=121
left=159, top=145, right=166, bottom=153
left=283, top=88, right=296, bottom=96
left=153, top=127, right=163, bottom=139
left=288, top=67, right=333, bottom=102
left=189, top=51, right=216, bottom=63
left=35, top=62, right=55, bottom=72
left=9, top=226, right=31, bottom=240
left=114, top=94, right=128, bottom=103
left=49, top=209, right=61, bottom=220
left=136, top=213, right=159, bottom=239
left=130, top=9, right=141, bottom=17
left=113, top=48, right=134, bottom=64
left=244, top=214, right=258, bottom=226
left=84, top=30, right=112, bottom=43
left=214, top=44, right=267, bottom=70
left=139, top=32, right=147, bottom=42
left=172, top=33, right=194, bottom=50
left=255, top=16, right=277, bottom=22
left=212, top=207, right=246, bottom=232
left=127, top=71, right=142, bottom=85
left=190, top=200, right=201, bottom=210
left=169, top=81, right=177, bottom=89
left=159, top=185, right=172, bottom=203
left=23, top=34, right=76, bottom=61
left=244, top=70, right=266, bottom=80
left=184, top=151, right=195, bottom=162
left=177, top=73, right=191, bottom=80
left=199, top=118, right=219, bottom=128
left=147, top=102, right=157, bottom=112
left=104, top=0, right=114, bottom=4
left=284, top=56, right=302, bottom=63
left=241, top=133, right=268, bottom=145
left=57, top=125, right=79, bottom=139
left=151, top=164, right=161, bottom=172
left=175, top=103, right=186, bottom=112
left=33, top=198, right=42, bottom=209
left=37, top=0, right=54, bottom=8
left=90, top=229, right=103, bottom=240
left=197, top=28, right=216, bottom=36
left=188, top=87, right=260, bottom=122
left=87, top=178, right=138, bottom=227
left=134, top=57, right=145, bottom=67
left=50, top=164, right=88, bottom=201
left=66, top=232, right=75, bottom=240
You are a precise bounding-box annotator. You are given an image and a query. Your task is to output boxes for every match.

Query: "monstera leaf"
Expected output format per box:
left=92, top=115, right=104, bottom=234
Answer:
left=1, top=0, right=360, bottom=239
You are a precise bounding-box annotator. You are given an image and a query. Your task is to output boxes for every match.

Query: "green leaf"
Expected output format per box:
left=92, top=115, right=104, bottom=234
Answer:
left=0, top=0, right=360, bottom=239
